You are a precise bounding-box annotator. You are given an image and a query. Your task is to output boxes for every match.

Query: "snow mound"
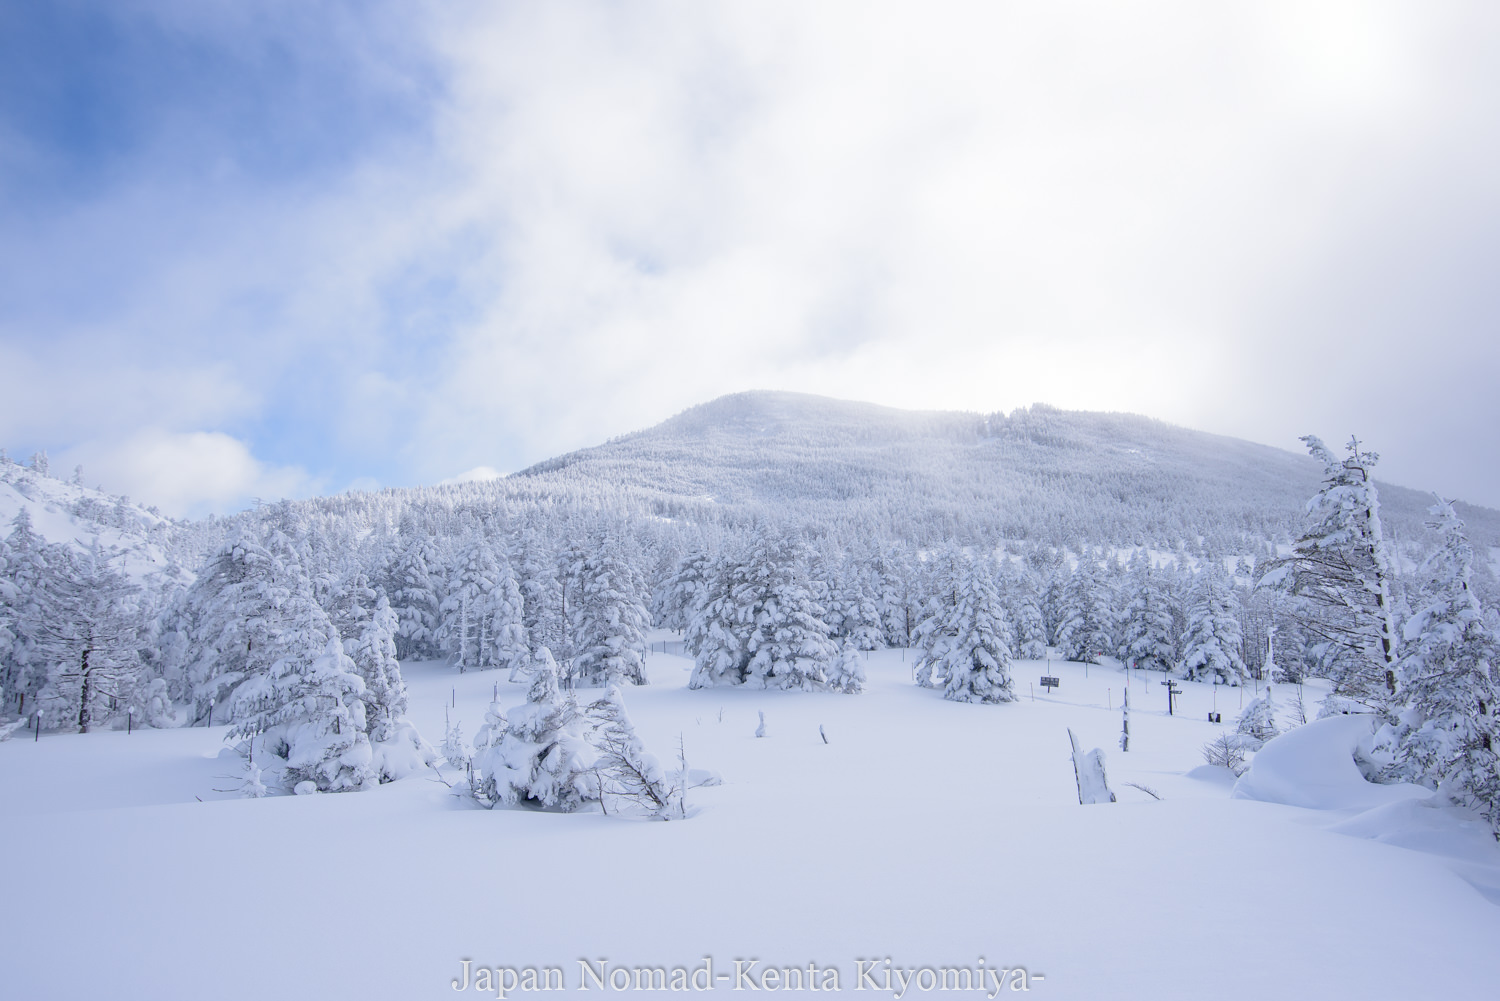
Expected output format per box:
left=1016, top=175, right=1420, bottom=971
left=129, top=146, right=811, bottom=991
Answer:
left=1185, top=763, right=1239, bottom=787
left=1328, top=797, right=1498, bottom=861
left=1231, top=715, right=1430, bottom=811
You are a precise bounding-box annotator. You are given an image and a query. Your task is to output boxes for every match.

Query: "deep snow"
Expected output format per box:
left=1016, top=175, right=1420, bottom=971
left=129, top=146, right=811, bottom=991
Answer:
left=3, top=642, right=1499, bottom=1000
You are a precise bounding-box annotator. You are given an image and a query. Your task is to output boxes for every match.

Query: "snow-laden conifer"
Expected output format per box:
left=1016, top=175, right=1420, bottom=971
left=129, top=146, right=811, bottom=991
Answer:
left=1261, top=435, right=1401, bottom=713
left=473, top=649, right=598, bottom=810
left=1119, top=563, right=1177, bottom=673
left=1236, top=689, right=1280, bottom=746
left=571, top=535, right=651, bottom=687
left=1376, top=500, right=1500, bottom=827
left=1181, top=566, right=1247, bottom=686
left=229, top=636, right=376, bottom=793
left=1056, top=552, right=1114, bottom=665
left=826, top=639, right=867, bottom=695
left=33, top=541, right=143, bottom=732
left=937, top=554, right=1016, bottom=704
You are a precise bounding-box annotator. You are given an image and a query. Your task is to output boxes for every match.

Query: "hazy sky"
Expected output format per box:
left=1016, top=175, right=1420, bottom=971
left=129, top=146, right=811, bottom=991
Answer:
left=3, top=1, right=1499, bottom=517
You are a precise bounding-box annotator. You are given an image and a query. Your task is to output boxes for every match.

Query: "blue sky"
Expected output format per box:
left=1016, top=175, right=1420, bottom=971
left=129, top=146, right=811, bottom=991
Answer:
left=4, top=1, right=1500, bottom=516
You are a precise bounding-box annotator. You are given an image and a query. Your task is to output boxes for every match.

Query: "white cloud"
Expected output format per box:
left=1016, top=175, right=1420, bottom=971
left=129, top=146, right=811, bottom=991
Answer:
left=57, top=430, right=311, bottom=518
left=395, top=2, right=1500, bottom=504
left=9, top=2, right=1500, bottom=507
left=439, top=465, right=504, bottom=486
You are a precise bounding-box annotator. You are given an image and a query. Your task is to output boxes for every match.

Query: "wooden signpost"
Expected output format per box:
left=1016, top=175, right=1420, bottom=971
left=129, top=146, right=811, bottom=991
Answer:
left=1040, top=676, right=1060, bottom=693
left=1161, top=679, right=1182, bottom=716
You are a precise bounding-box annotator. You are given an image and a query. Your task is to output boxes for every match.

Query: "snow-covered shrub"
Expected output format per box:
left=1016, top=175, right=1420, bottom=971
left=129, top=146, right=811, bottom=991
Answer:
left=587, top=687, right=679, bottom=819
left=1202, top=733, right=1251, bottom=776
left=1237, top=690, right=1280, bottom=747
left=441, top=714, right=470, bottom=769
left=826, top=640, right=867, bottom=695
left=471, top=651, right=598, bottom=811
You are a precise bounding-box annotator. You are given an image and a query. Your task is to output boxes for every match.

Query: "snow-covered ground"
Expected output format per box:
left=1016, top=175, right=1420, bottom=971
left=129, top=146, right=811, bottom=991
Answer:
left=4, top=641, right=1499, bottom=999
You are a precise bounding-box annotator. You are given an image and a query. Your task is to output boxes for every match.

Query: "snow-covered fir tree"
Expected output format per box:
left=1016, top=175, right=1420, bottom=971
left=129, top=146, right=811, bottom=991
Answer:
left=1181, top=565, right=1247, bottom=686
left=934, top=553, right=1016, bottom=704
left=875, top=542, right=916, bottom=648
left=1376, top=500, right=1500, bottom=828
left=387, top=535, right=444, bottom=662
left=1236, top=689, right=1280, bottom=745
left=179, top=534, right=331, bottom=724
left=1006, top=564, right=1050, bottom=661
left=1262, top=435, right=1402, bottom=713
left=912, top=544, right=964, bottom=689
left=490, top=558, right=531, bottom=680
left=686, top=531, right=839, bottom=691
left=471, top=649, right=597, bottom=810
left=826, top=638, right=867, bottom=695
left=1118, top=562, right=1177, bottom=673
left=33, top=541, right=144, bottom=732
left=0, top=509, right=49, bottom=710
left=440, top=537, right=500, bottom=672
left=570, top=535, right=650, bottom=687
left=228, top=636, right=376, bottom=793
left=1055, top=551, right=1114, bottom=664
left=827, top=555, right=883, bottom=651
left=730, top=532, right=839, bottom=691
left=586, top=687, right=678, bottom=819
left=657, top=549, right=716, bottom=634
left=684, top=553, right=742, bottom=687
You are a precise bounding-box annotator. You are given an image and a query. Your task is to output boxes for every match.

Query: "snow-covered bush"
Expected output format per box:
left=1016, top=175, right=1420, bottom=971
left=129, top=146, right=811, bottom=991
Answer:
left=470, top=650, right=597, bottom=811
left=826, top=640, right=867, bottom=695
left=587, top=687, right=680, bottom=819
left=1202, top=733, right=1252, bottom=776
left=1237, top=690, right=1280, bottom=747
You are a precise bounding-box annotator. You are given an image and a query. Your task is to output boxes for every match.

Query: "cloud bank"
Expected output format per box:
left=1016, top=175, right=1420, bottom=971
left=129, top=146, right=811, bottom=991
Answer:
left=4, top=1, right=1499, bottom=513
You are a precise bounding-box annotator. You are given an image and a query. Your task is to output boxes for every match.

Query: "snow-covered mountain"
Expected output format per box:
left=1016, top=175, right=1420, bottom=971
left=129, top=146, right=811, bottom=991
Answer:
left=0, top=458, right=190, bottom=582
left=510, top=391, right=1497, bottom=548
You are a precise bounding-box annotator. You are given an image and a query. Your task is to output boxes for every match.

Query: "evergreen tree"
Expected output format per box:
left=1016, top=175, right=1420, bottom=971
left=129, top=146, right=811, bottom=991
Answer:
left=1237, top=689, right=1280, bottom=745
left=1263, top=435, right=1401, bottom=712
left=912, top=544, right=963, bottom=689
left=1181, top=566, right=1247, bottom=685
left=876, top=542, right=916, bottom=648
left=228, top=636, right=377, bottom=793
left=937, top=554, right=1016, bottom=704
left=1118, top=563, right=1177, bottom=673
left=490, top=558, right=531, bottom=680
left=658, top=550, right=715, bottom=634
left=826, top=638, right=868, bottom=694
left=571, top=535, right=651, bottom=687
left=685, top=554, right=743, bottom=689
left=387, top=537, right=443, bottom=662
left=473, top=649, right=597, bottom=810
left=828, top=555, right=883, bottom=651
left=0, top=510, right=48, bottom=706
left=34, top=542, right=144, bottom=732
left=1056, top=552, right=1113, bottom=664
left=440, top=538, right=499, bottom=672
left=733, top=532, right=838, bottom=691
left=180, top=536, right=322, bottom=722
left=586, top=687, right=678, bottom=818
left=1378, top=500, right=1500, bottom=828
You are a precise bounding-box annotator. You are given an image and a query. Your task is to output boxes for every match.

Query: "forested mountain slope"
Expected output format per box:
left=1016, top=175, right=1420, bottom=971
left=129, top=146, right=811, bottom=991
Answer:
left=511, top=391, right=1497, bottom=549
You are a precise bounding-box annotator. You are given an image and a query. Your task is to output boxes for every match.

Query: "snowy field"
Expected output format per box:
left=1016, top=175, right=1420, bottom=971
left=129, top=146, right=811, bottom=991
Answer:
left=4, top=639, right=1500, bottom=1000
